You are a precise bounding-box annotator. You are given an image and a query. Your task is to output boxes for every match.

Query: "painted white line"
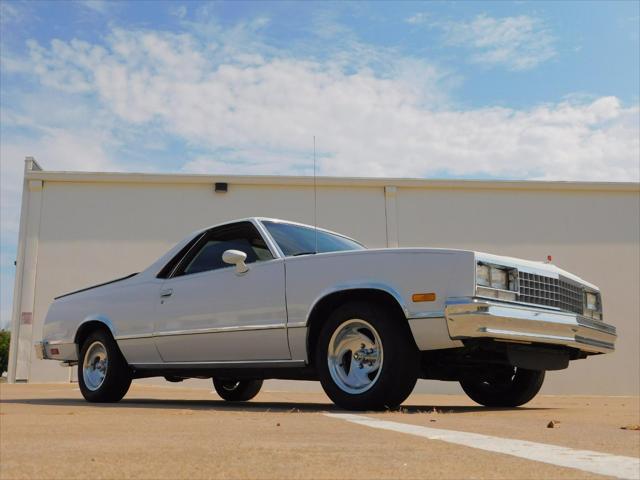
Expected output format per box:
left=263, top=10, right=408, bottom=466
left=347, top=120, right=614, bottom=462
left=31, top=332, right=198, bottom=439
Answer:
left=325, top=413, right=640, bottom=480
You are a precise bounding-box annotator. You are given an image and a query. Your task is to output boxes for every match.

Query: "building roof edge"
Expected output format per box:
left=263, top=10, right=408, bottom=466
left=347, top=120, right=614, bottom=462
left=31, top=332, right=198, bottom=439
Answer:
left=24, top=169, right=640, bottom=192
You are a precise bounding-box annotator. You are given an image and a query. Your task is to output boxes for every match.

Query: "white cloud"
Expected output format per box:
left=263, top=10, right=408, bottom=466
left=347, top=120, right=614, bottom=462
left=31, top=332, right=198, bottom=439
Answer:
left=405, top=12, right=430, bottom=25
left=15, top=25, right=638, bottom=183
left=0, top=2, right=22, bottom=25
left=169, top=4, right=187, bottom=20
left=77, top=0, right=111, bottom=14
left=437, top=14, right=556, bottom=71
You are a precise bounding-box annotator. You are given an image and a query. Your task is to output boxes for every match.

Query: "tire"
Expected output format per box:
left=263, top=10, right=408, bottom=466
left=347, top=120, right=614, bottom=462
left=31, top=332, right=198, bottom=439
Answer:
left=78, top=329, right=132, bottom=403
left=316, top=301, right=419, bottom=411
left=460, top=367, right=545, bottom=407
left=213, top=379, right=263, bottom=401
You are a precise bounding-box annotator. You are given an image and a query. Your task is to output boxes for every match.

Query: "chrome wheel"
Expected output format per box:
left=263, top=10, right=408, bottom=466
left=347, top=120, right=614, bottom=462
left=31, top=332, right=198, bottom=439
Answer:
left=82, top=341, right=108, bottom=391
left=327, top=319, right=383, bottom=394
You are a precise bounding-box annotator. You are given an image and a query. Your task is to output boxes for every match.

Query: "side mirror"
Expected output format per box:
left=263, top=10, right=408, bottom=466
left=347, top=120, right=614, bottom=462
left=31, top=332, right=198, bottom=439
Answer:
left=222, top=249, right=249, bottom=274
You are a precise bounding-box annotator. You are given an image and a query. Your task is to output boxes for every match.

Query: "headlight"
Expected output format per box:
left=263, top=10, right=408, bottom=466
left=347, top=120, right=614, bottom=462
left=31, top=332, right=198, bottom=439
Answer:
left=490, top=267, right=508, bottom=290
left=476, top=263, right=517, bottom=292
left=585, top=292, right=599, bottom=311
left=476, top=264, right=490, bottom=286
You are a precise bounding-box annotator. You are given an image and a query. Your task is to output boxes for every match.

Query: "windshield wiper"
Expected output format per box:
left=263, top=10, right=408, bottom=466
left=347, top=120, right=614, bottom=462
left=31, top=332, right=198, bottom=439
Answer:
left=292, top=251, right=317, bottom=256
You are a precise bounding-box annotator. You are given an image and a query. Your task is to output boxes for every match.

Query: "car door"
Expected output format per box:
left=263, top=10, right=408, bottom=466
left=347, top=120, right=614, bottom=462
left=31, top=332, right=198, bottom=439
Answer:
left=153, top=221, right=290, bottom=363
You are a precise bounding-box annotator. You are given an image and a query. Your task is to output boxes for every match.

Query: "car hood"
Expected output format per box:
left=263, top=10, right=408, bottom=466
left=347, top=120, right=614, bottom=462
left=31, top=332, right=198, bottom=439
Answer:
left=332, top=247, right=597, bottom=291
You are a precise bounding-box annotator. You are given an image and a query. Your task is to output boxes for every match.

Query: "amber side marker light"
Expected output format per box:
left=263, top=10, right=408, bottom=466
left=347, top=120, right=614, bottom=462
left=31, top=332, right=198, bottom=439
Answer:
left=412, top=293, right=436, bottom=302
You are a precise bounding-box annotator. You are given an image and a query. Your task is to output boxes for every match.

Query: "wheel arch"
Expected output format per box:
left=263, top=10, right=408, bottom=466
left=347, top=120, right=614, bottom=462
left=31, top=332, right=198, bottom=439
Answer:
left=305, top=287, right=410, bottom=366
left=74, top=316, right=117, bottom=353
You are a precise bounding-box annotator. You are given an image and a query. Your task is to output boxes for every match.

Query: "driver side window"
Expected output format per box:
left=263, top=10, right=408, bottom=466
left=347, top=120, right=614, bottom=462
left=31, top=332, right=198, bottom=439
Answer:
left=174, top=222, right=273, bottom=277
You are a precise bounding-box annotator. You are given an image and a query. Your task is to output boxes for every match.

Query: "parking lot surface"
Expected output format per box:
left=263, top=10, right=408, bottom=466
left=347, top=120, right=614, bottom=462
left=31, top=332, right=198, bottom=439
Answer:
left=1, top=383, right=639, bottom=479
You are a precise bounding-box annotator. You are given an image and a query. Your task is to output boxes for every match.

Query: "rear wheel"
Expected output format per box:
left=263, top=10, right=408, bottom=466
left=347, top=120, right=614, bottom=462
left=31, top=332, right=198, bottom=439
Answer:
left=78, top=330, right=132, bottom=403
left=460, top=367, right=545, bottom=407
left=213, top=379, right=263, bottom=401
left=316, top=302, right=419, bottom=411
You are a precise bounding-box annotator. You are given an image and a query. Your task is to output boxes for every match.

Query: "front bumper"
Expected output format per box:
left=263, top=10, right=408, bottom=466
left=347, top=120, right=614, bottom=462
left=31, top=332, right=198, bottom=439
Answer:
left=445, top=298, right=616, bottom=354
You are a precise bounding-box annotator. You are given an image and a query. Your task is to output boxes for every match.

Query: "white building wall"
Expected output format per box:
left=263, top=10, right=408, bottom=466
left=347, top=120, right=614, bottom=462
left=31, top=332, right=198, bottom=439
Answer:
left=8, top=159, right=640, bottom=395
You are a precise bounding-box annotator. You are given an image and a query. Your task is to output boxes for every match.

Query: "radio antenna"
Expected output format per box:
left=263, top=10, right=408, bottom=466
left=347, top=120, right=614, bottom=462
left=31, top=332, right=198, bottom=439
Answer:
left=313, top=135, right=318, bottom=254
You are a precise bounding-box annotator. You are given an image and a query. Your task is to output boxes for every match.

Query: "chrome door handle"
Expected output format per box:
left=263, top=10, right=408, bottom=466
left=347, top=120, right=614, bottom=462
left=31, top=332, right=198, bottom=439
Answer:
left=160, top=288, right=173, bottom=298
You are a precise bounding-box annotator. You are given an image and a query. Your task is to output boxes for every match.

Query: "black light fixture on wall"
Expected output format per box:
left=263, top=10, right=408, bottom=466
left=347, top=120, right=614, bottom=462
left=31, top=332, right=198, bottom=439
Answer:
left=214, top=182, right=228, bottom=193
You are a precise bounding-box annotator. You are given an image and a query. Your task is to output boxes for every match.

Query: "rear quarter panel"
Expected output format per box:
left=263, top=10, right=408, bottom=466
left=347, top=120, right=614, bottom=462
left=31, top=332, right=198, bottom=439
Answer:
left=42, top=276, right=163, bottom=363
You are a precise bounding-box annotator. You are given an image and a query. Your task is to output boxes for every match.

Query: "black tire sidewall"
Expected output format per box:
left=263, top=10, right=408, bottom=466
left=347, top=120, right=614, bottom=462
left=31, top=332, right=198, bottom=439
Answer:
left=460, top=368, right=545, bottom=407
left=316, top=302, right=419, bottom=411
left=78, top=330, right=132, bottom=403
left=213, top=379, right=263, bottom=401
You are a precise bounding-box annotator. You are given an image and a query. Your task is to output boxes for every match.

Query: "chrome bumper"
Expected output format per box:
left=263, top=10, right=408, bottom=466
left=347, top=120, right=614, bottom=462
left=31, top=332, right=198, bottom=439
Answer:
left=445, top=298, right=617, bottom=354
left=34, top=340, right=77, bottom=363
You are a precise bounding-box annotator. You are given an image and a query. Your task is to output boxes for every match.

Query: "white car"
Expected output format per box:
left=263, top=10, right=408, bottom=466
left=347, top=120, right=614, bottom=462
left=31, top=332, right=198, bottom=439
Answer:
left=36, top=218, right=616, bottom=410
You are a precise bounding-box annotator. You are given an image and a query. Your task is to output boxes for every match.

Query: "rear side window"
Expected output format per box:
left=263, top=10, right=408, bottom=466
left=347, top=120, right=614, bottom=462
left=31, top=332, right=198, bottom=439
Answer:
left=174, top=222, right=273, bottom=277
left=263, top=221, right=365, bottom=257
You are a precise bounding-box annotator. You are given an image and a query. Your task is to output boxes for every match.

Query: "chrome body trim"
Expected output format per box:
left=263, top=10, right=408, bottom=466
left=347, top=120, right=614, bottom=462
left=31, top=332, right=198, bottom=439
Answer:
left=115, top=333, right=153, bottom=341
left=131, top=359, right=306, bottom=369
left=409, top=310, right=446, bottom=320
left=116, top=323, right=288, bottom=341
left=286, top=322, right=307, bottom=329
left=445, top=298, right=617, bottom=354
left=153, top=324, right=286, bottom=338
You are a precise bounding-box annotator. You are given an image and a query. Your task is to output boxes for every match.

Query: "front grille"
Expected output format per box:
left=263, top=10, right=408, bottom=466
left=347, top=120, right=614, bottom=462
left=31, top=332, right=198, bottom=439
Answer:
left=517, top=272, right=584, bottom=314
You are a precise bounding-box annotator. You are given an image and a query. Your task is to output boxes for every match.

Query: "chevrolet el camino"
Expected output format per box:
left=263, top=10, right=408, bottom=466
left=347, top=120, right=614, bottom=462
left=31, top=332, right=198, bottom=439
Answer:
left=36, top=218, right=616, bottom=410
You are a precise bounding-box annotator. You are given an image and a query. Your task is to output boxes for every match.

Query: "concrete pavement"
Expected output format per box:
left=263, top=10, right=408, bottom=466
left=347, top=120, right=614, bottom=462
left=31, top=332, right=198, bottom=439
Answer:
left=1, top=383, right=638, bottom=479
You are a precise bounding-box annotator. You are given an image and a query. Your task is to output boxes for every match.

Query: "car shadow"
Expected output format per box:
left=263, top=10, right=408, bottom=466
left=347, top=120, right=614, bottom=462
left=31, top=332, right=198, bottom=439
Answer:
left=0, top=397, right=552, bottom=414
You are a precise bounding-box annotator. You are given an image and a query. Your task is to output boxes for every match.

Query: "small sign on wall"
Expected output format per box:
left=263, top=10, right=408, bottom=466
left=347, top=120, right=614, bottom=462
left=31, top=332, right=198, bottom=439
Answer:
left=20, top=312, right=32, bottom=325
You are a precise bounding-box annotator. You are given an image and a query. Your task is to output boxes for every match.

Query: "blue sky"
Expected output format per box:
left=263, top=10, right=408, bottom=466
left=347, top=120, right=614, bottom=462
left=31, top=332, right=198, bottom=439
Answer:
left=1, top=0, right=639, bottom=328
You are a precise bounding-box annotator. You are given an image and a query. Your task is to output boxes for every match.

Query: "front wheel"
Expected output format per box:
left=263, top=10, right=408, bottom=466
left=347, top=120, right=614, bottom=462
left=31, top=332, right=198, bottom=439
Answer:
left=213, top=379, right=263, bottom=401
left=316, top=302, right=419, bottom=411
left=460, top=367, right=545, bottom=407
left=78, top=330, right=132, bottom=403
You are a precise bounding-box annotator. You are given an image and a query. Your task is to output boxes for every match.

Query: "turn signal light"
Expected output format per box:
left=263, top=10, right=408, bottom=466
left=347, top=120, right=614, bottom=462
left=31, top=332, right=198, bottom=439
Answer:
left=412, top=293, right=436, bottom=302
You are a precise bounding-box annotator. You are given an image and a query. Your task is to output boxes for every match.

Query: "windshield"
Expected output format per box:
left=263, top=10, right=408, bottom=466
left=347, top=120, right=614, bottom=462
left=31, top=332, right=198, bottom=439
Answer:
left=263, top=221, right=365, bottom=257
